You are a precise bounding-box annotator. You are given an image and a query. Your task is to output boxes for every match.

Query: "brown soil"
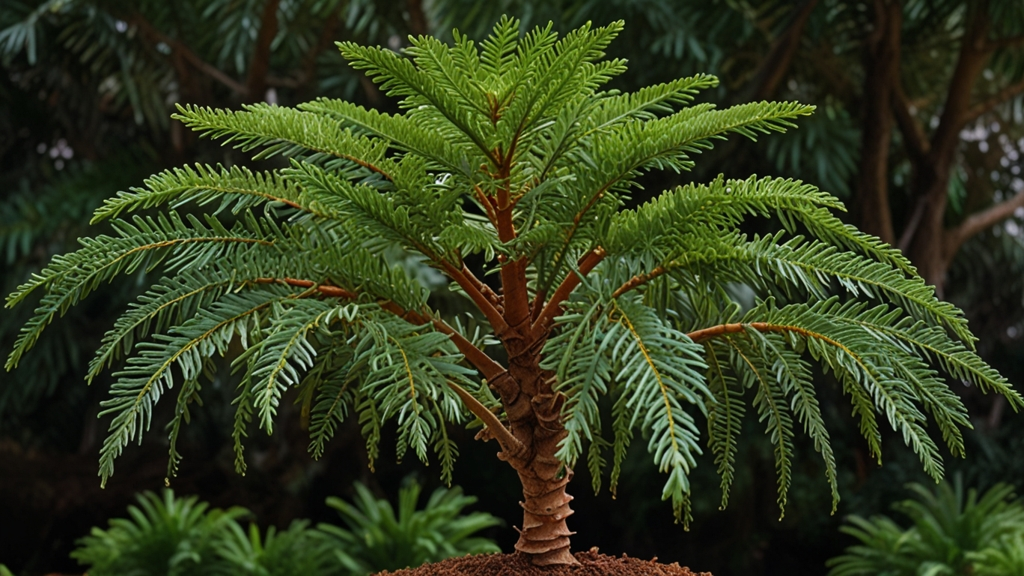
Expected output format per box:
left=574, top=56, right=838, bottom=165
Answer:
left=375, top=549, right=711, bottom=576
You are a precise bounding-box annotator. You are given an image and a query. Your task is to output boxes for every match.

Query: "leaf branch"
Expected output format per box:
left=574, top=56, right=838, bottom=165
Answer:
left=252, top=277, right=505, bottom=379
left=532, top=246, right=606, bottom=337
left=611, top=265, right=667, bottom=299
left=446, top=381, right=525, bottom=456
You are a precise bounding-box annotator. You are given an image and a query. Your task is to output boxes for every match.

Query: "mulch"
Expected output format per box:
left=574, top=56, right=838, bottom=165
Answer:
left=375, top=548, right=711, bottom=576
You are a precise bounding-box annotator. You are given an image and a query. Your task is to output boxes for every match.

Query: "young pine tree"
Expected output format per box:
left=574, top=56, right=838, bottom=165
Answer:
left=6, top=17, right=1022, bottom=567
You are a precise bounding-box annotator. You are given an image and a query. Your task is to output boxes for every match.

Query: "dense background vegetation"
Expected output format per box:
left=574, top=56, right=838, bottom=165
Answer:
left=2, top=1, right=1023, bottom=574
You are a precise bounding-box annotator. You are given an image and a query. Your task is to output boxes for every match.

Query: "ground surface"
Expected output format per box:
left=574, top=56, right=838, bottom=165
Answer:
left=376, top=549, right=711, bottom=576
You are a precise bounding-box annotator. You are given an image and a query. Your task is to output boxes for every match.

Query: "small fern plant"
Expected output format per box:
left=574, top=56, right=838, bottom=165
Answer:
left=6, top=16, right=1021, bottom=567
left=827, top=480, right=1024, bottom=576
left=318, top=480, right=501, bottom=574
left=71, top=490, right=248, bottom=576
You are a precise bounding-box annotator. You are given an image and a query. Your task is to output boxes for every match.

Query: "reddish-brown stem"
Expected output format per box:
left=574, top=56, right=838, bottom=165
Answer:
left=442, top=262, right=507, bottom=333
left=493, top=162, right=532, bottom=328
left=531, top=247, right=606, bottom=337
left=530, top=289, right=547, bottom=322
left=446, top=381, right=524, bottom=456
left=688, top=321, right=838, bottom=346
left=474, top=184, right=499, bottom=227
left=611, top=265, right=667, bottom=300
left=253, top=277, right=357, bottom=299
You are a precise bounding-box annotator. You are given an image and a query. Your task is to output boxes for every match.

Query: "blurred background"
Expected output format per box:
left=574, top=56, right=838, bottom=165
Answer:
left=2, top=0, right=1024, bottom=574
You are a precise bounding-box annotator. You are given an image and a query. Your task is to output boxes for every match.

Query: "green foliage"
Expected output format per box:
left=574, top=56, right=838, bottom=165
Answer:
left=216, top=521, right=343, bottom=576
left=827, top=479, right=1024, bottom=576
left=70, top=485, right=496, bottom=576
left=5, top=16, right=1020, bottom=530
left=71, top=490, right=248, bottom=576
left=318, top=480, right=501, bottom=575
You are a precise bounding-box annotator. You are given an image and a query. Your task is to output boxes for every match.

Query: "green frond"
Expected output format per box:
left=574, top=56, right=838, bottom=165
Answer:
left=337, top=40, right=497, bottom=164
left=744, top=299, right=949, bottom=481
left=242, top=299, right=358, bottom=434
left=758, top=334, right=839, bottom=512
left=173, top=103, right=396, bottom=178
left=726, top=334, right=795, bottom=516
left=609, top=387, right=634, bottom=498
left=98, top=287, right=292, bottom=486
left=663, top=231, right=969, bottom=344
left=831, top=311, right=1023, bottom=410
left=91, top=164, right=308, bottom=223
left=704, top=341, right=745, bottom=510
left=608, top=174, right=913, bottom=273
left=544, top=284, right=709, bottom=520
left=231, top=352, right=258, bottom=475
left=431, top=402, right=459, bottom=486
left=297, top=98, right=464, bottom=173
left=284, top=161, right=447, bottom=262
left=356, top=391, right=382, bottom=472
left=302, top=340, right=358, bottom=461
left=5, top=211, right=276, bottom=370
left=86, top=270, right=236, bottom=384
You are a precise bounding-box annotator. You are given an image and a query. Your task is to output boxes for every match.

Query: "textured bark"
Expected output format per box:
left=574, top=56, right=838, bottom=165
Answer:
left=487, top=319, right=577, bottom=566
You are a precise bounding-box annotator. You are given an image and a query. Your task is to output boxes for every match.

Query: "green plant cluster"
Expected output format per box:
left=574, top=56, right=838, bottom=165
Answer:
left=71, top=482, right=498, bottom=576
left=827, top=479, right=1024, bottom=576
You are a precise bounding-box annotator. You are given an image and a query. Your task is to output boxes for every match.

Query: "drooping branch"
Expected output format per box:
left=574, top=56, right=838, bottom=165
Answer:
left=440, top=262, right=508, bottom=333
left=254, top=277, right=506, bottom=379
left=446, top=381, right=525, bottom=457
left=965, top=76, right=1024, bottom=124
left=253, top=277, right=357, bottom=299
left=611, top=265, right=667, bottom=299
left=688, top=322, right=848, bottom=353
left=944, top=192, right=1024, bottom=259
left=531, top=247, right=606, bottom=337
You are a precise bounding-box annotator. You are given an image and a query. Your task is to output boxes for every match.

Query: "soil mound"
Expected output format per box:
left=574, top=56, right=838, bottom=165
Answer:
left=375, top=549, right=711, bottom=576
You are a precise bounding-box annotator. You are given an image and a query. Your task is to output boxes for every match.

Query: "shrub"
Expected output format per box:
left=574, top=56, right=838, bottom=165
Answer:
left=827, top=479, right=1024, bottom=576
left=318, top=480, right=501, bottom=574
left=216, top=520, right=342, bottom=576
left=71, top=490, right=247, bottom=576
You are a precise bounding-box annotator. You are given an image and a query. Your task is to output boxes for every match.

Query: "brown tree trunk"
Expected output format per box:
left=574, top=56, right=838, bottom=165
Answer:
left=489, top=322, right=577, bottom=566
left=902, top=2, right=991, bottom=294
left=854, top=0, right=901, bottom=245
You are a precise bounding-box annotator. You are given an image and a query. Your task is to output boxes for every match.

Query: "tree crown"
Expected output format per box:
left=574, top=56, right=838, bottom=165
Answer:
left=6, top=16, right=1021, bottom=526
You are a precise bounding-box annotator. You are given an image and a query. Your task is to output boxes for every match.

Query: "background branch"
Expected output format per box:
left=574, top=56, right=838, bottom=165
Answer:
left=944, top=192, right=1024, bottom=259
left=966, top=77, right=1024, bottom=123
